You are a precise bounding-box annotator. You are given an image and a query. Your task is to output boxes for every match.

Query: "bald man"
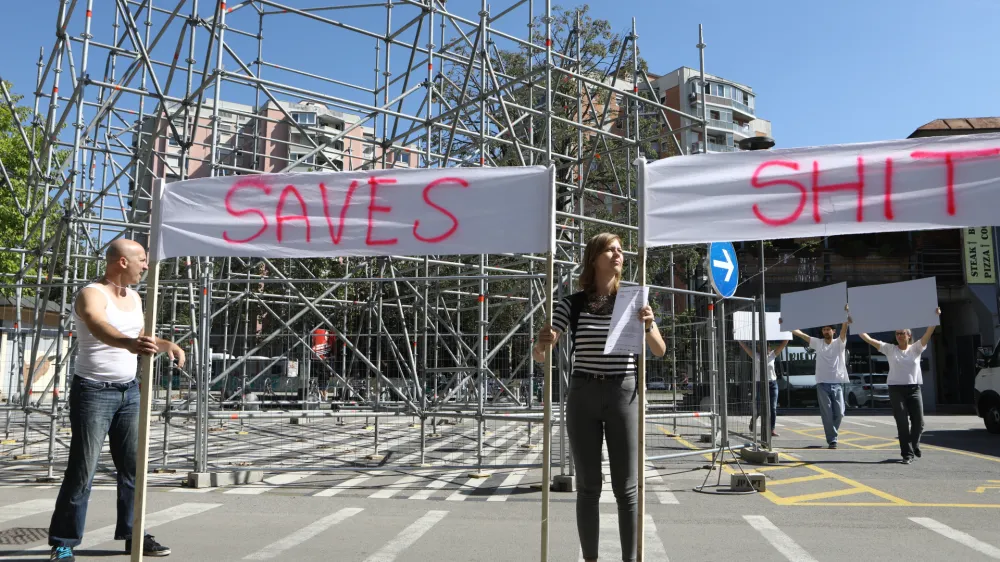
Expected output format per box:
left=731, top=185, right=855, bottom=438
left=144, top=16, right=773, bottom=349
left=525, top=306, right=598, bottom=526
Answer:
left=48, top=239, right=185, bottom=561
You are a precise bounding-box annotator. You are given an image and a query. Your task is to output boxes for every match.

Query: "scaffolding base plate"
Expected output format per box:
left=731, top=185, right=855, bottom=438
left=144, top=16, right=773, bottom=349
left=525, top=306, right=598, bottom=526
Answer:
left=738, top=447, right=779, bottom=465
left=551, top=474, right=575, bottom=492
left=186, top=470, right=264, bottom=488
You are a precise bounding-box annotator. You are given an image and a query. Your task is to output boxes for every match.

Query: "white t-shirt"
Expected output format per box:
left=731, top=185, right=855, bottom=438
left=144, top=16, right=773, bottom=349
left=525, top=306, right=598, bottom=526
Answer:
left=876, top=340, right=925, bottom=385
left=754, top=350, right=777, bottom=381
left=809, top=337, right=848, bottom=384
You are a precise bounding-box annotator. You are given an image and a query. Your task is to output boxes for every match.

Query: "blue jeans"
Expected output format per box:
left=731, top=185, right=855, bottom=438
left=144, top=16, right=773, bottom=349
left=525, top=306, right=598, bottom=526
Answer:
left=752, top=381, right=779, bottom=437
left=49, top=376, right=139, bottom=548
left=816, top=382, right=845, bottom=445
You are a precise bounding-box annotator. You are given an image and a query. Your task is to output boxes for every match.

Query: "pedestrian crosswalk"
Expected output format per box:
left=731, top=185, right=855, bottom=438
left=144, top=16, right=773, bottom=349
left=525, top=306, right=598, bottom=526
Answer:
left=2, top=495, right=997, bottom=561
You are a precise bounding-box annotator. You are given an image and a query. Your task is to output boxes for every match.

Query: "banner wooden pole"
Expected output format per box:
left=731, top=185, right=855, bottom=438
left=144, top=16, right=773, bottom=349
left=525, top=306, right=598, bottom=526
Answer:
left=130, top=179, right=163, bottom=562
left=636, top=156, right=648, bottom=562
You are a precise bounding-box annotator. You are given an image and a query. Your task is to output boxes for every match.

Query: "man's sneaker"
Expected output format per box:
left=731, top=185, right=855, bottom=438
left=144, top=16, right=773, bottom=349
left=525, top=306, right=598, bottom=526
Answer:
left=913, top=445, right=922, bottom=458
left=828, top=442, right=838, bottom=449
left=125, top=534, right=171, bottom=557
left=771, top=431, right=779, bottom=437
left=50, top=546, right=75, bottom=561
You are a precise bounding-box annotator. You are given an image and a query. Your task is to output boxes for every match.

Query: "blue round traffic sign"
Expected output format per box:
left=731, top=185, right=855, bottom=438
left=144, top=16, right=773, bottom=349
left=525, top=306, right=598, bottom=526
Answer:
left=708, top=242, right=739, bottom=298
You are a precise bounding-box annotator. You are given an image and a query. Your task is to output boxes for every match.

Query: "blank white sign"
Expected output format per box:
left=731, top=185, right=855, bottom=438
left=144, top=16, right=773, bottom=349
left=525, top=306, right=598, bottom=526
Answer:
left=732, top=311, right=793, bottom=341
left=848, top=277, right=940, bottom=335
left=779, top=283, right=848, bottom=331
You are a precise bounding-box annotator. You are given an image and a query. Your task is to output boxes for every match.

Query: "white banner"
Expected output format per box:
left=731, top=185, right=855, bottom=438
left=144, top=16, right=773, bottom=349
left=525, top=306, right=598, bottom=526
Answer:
left=732, top=311, right=792, bottom=341
left=153, top=166, right=551, bottom=260
left=778, top=282, right=848, bottom=331
left=848, top=278, right=940, bottom=335
left=642, top=132, right=1000, bottom=247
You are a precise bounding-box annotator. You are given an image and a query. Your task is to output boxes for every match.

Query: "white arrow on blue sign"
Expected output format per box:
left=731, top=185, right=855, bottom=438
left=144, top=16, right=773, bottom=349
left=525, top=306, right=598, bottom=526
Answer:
left=708, top=241, right=739, bottom=298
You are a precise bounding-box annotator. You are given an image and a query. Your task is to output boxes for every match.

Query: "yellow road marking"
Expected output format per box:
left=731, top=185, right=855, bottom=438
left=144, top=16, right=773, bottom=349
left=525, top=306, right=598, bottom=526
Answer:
left=656, top=426, right=1000, bottom=509
left=776, top=452, right=912, bottom=505
left=971, top=480, right=1000, bottom=494
left=777, top=488, right=869, bottom=504
left=767, top=474, right=833, bottom=486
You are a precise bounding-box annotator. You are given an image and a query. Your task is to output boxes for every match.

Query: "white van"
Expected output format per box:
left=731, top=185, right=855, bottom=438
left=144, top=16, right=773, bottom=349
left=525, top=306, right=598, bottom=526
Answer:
left=974, top=342, right=1000, bottom=433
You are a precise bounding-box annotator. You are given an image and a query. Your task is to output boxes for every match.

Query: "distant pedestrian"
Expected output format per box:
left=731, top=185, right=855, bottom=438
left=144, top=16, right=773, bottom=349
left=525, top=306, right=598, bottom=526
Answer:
left=47, top=239, right=184, bottom=561
left=858, top=307, right=940, bottom=464
left=532, top=232, right=666, bottom=562
left=790, top=308, right=851, bottom=449
left=738, top=340, right=789, bottom=438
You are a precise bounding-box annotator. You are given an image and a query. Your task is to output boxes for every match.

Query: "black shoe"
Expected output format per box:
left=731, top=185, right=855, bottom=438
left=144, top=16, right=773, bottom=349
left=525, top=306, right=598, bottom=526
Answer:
left=828, top=442, right=837, bottom=449
left=913, top=445, right=921, bottom=458
left=126, top=534, right=171, bottom=557
left=901, top=457, right=913, bottom=464
left=50, top=546, right=75, bottom=561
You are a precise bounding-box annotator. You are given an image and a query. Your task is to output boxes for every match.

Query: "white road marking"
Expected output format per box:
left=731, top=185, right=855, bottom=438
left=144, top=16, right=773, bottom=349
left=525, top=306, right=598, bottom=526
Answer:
left=578, top=513, right=668, bottom=561
left=21, top=503, right=221, bottom=554
left=361, top=510, right=448, bottom=562
left=910, top=517, right=1000, bottom=559
left=314, top=474, right=372, bottom=497
left=645, top=465, right=680, bottom=505
left=369, top=474, right=426, bottom=499
left=0, top=499, right=53, bottom=524
left=225, top=471, right=316, bottom=495
left=743, top=515, right=819, bottom=562
left=408, top=471, right=463, bottom=500
left=243, top=507, right=363, bottom=560
left=444, top=475, right=488, bottom=501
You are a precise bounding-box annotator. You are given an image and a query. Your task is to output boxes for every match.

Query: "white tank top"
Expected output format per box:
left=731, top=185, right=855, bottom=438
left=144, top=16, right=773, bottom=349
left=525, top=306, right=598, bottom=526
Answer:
left=73, top=282, right=144, bottom=383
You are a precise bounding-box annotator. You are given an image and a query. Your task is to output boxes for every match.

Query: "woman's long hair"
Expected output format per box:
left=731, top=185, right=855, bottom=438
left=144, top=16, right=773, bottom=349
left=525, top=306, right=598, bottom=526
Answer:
left=578, top=232, right=622, bottom=294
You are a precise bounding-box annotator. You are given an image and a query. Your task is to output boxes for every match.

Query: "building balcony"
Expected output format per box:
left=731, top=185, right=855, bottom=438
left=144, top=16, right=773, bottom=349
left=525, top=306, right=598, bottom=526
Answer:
left=707, top=119, right=755, bottom=138
left=688, top=92, right=755, bottom=118
left=691, top=141, right=737, bottom=153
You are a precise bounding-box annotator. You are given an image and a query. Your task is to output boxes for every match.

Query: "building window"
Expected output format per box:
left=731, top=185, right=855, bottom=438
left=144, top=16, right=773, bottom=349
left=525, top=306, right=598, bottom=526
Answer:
left=709, top=110, right=721, bottom=121
left=290, top=153, right=315, bottom=165
left=291, top=112, right=316, bottom=125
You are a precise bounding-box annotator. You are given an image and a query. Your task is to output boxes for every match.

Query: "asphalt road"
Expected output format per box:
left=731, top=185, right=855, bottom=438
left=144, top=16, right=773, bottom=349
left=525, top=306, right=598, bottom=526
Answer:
left=0, top=413, right=998, bottom=561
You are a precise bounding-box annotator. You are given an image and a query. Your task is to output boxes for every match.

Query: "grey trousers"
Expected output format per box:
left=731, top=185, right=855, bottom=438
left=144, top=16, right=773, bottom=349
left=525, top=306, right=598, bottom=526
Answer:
left=566, top=374, right=639, bottom=562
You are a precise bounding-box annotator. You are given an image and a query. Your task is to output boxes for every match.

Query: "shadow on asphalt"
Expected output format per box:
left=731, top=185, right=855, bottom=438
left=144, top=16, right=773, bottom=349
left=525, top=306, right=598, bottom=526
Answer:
left=920, top=429, right=1000, bottom=458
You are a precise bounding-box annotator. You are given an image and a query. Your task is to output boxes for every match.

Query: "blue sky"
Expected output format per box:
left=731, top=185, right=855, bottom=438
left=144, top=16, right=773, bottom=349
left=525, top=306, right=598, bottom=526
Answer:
left=1, top=0, right=998, bottom=149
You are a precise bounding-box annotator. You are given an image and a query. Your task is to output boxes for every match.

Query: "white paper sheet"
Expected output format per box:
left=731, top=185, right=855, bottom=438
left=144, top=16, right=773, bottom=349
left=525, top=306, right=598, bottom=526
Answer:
left=604, top=285, right=650, bottom=355
left=778, top=283, right=848, bottom=331
left=732, top=311, right=793, bottom=341
left=848, top=278, right=940, bottom=335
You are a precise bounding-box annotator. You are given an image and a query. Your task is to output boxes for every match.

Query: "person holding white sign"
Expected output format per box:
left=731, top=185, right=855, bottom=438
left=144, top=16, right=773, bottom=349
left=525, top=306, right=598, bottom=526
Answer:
left=532, top=233, right=665, bottom=562
left=48, top=240, right=184, bottom=561
left=737, top=340, right=789, bottom=438
left=857, top=308, right=940, bottom=464
left=790, top=311, right=851, bottom=449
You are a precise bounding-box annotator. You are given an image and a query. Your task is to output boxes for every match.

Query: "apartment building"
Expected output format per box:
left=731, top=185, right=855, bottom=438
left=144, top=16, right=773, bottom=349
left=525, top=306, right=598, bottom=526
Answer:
left=647, top=66, right=772, bottom=155
left=128, top=99, right=419, bottom=223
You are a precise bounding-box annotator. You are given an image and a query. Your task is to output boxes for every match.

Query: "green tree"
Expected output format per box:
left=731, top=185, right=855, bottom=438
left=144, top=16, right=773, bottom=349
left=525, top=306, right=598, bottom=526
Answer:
left=0, top=81, right=65, bottom=297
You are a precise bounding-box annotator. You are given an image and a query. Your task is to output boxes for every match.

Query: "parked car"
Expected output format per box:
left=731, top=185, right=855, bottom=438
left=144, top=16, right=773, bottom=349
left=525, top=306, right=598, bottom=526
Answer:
left=647, top=377, right=667, bottom=391
left=975, top=341, right=1000, bottom=434
left=847, top=373, right=890, bottom=408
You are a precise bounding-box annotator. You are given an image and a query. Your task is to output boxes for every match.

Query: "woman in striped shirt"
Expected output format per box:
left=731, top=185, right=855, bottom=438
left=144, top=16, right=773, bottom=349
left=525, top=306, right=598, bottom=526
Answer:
left=532, top=232, right=666, bottom=562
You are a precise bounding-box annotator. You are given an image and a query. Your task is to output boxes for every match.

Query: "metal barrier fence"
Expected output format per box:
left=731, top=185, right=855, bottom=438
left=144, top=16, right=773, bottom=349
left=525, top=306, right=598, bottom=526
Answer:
left=2, top=287, right=769, bottom=487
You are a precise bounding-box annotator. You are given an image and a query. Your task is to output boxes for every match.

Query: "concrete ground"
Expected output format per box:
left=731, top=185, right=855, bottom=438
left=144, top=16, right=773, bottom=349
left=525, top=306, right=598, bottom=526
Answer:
left=0, top=413, right=998, bottom=561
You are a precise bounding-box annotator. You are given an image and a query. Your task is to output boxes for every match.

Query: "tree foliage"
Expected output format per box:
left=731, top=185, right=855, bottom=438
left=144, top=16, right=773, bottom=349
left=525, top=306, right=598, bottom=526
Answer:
left=0, top=81, right=67, bottom=297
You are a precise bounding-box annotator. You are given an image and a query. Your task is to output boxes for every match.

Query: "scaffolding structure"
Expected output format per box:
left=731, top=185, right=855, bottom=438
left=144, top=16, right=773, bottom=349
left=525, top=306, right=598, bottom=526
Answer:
left=0, top=0, right=768, bottom=487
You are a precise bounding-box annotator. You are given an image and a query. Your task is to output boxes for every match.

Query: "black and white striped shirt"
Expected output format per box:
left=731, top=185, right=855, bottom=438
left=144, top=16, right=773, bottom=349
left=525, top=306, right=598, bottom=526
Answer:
left=552, top=293, right=637, bottom=376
